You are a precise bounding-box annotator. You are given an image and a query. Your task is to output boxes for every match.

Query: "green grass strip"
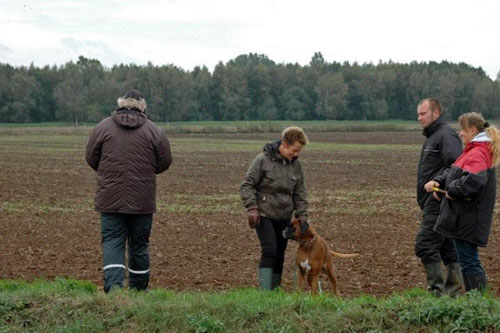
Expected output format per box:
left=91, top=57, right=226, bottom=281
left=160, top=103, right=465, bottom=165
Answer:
left=1, top=278, right=499, bottom=332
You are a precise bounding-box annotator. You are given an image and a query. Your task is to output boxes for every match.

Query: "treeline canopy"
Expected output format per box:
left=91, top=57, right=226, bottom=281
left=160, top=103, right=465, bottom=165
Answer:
left=1, top=53, right=499, bottom=124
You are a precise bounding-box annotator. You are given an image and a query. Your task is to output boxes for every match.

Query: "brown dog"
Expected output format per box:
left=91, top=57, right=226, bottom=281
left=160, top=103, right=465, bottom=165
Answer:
left=283, top=219, right=359, bottom=295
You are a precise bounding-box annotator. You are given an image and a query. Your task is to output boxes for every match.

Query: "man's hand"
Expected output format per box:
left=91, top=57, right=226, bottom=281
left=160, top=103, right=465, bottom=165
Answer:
left=247, top=205, right=260, bottom=229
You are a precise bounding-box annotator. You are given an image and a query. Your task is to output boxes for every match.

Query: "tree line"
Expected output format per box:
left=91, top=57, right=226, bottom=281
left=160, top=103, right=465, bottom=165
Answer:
left=1, top=52, right=499, bottom=124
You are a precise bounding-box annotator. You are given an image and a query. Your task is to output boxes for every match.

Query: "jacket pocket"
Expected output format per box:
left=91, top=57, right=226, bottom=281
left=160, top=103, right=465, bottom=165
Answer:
left=437, top=200, right=459, bottom=231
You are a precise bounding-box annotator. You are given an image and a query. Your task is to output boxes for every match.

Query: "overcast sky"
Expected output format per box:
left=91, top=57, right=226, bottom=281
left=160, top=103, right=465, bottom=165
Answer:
left=1, top=0, right=499, bottom=79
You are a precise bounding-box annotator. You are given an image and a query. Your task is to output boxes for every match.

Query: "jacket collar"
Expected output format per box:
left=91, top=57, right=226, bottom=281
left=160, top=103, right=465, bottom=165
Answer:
left=471, top=131, right=491, bottom=143
left=263, top=139, right=297, bottom=163
left=422, top=116, right=445, bottom=138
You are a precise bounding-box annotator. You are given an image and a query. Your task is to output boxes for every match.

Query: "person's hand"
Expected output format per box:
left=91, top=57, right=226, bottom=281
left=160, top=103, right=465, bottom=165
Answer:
left=247, top=205, right=260, bottom=229
left=424, top=180, right=440, bottom=193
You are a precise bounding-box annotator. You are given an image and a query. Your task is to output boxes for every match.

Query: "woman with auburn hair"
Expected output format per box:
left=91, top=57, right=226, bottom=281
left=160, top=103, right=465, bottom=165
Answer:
left=425, top=112, right=500, bottom=292
left=239, top=126, right=309, bottom=290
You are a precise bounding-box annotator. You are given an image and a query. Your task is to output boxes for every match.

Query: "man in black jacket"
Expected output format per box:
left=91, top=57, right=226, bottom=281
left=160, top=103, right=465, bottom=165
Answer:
left=415, top=98, right=463, bottom=296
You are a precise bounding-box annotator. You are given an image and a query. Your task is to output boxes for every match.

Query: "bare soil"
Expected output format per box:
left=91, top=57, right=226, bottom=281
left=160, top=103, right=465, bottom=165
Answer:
left=1, top=131, right=499, bottom=297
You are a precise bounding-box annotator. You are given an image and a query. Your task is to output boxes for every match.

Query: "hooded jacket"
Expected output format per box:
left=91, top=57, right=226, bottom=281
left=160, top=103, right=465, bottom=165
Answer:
left=86, top=108, right=172, bottom=214
left=417, top=116, right=462, bottom=215
left=433, top=132, right=496, bottom=246
left=239, top=140, right=308, bottom=221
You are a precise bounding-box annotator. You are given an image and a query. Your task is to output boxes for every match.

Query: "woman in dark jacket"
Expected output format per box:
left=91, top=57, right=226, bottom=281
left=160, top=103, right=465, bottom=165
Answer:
left=239, top=126, right=309, bottom=290
left=425, top=112, right=500, bottom=291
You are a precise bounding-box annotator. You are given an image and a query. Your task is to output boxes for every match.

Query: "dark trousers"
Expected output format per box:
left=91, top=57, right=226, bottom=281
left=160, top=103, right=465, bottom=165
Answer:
left=415, top=214, right=457, bottom=265
left=101, top=213, right=153, bottom=293
left=453, top=239, right=484, bottom=275
left=255, top=217, right=289, bottom=274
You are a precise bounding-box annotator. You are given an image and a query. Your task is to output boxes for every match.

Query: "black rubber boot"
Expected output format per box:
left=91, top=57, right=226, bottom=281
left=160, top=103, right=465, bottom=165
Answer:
left=271, top=273, right=282, bottom=290
left=424, top=262, right=445, bottom=296
left=258, top=268, right=273, bottom=291
left=444, top=263, right=463, bottom=298
left=464, top=272, right=487, bottom=292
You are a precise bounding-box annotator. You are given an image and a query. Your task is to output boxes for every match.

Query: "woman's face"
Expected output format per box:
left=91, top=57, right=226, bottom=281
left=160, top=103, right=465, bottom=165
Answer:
left=279, top=141, right=304, bottom=161
left=459, top=125, right=479, bottom=145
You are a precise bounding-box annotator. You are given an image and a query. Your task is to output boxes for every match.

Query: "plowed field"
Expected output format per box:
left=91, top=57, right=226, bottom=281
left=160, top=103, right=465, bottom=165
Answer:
left=1, top=129, right=499, bottom=297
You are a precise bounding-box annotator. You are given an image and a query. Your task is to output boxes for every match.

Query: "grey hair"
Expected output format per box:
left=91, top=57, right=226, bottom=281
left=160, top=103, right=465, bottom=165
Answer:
left=117, top=97, right=147, bottom=113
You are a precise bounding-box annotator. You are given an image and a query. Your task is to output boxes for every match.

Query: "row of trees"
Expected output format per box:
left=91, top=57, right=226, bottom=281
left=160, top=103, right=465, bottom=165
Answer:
left=1, top=53, right=499, bottom=124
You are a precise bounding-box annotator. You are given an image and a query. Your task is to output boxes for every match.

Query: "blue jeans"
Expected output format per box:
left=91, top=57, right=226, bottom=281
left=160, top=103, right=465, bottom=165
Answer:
left=453, top=239, right=484, bottom=276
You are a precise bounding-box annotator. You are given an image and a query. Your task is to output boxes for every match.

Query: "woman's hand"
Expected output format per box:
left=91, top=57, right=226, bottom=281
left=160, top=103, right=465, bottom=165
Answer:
left=247, top=205, right=260, bottom=229
left=424, top=180, right=440, bottom=192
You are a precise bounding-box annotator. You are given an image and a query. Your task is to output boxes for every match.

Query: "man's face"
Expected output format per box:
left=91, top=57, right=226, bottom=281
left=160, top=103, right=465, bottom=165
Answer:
left=417, top=101, right=440, bottom=129
left=279, top=141, right=303, bottom=161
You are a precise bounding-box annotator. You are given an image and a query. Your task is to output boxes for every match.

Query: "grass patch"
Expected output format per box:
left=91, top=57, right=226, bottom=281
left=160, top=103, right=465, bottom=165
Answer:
left=1, top=278, right=499, bottom=332
left=0, top=120, right=424, bottom=135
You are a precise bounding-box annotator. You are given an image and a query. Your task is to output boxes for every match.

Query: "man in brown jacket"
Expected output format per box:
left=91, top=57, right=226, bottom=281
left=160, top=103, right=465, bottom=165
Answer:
left=86, top=89, right=172, bottom=293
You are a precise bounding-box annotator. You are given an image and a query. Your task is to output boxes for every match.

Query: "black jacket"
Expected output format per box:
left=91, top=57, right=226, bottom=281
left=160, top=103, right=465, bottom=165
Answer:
left=434, top=137, right=496, bottom=247
left=417, top=117, right=462, bottom=215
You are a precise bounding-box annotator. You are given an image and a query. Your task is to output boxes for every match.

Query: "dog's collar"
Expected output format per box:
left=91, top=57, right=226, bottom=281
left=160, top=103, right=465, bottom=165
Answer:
left=297, top=235, right=316, bottom=244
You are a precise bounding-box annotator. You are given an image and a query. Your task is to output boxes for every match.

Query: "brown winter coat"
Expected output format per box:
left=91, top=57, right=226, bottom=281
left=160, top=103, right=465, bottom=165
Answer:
left=86, top=108, right=172, bottom=214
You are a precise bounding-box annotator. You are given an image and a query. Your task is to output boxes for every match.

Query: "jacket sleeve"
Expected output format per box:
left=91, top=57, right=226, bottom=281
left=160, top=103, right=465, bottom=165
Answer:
left=441, top=131, right=462, bottom=167
left=85, top=125, right=103, bottom=171
left=433, top=167, right=451, bottom=187
left=239, top=154, right=264, bottom=208
left=293, top=162, right=308, bottom=221
left=154, top=128, right=173, bottom=174
left=446, top=154, right=489, bottom=199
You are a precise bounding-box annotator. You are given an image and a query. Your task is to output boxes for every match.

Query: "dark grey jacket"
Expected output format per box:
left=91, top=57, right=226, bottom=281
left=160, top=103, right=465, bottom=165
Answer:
left=417, top=117, right=462, bottom=215
left=239, top=140, right=308, bottom=221
left=86, top=108, right=172, bottom=214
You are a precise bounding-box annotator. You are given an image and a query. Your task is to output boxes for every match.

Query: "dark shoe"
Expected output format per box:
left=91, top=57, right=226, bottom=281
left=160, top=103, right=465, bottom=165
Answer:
left=424, top=262, right=445, bottom=296
left=444, top=263, right=463, bottom=298
left=258, top=268, right=273, bottom=291
left=105, top=284, right=123, bottom=294
left=271, top=273, right=282, bottom=290
left=464, top=272, right=487, bottom=292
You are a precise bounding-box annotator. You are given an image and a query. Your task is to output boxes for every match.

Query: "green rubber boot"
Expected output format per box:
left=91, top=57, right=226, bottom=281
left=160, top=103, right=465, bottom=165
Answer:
left=444, top=263, right=463, bottom=298
left=258, top=268, right=273, bottom=291
left=424, top=262, right=445, bottom=296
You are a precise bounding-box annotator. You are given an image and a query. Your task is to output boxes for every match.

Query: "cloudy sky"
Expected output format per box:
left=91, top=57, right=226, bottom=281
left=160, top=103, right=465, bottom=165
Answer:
left=1, top=0, right=499, bottom=79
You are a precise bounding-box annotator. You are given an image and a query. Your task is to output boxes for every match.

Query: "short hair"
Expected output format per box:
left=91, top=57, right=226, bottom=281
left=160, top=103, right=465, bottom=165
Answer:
left=418, top=98, right=443, bottom=115
left=281, top=126, right=309, bottom=146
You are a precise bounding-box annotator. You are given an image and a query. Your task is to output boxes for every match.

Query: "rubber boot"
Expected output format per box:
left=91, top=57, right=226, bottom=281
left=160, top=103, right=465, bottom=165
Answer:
left=464, top=272, right=487, bottom=292
left=444, top=263, right=463, bottom=298
left=424, top=262, right=445, bottom=296
left=271, top=273, right=282, bottom=290
left=258, top=268, right=273, bottom=291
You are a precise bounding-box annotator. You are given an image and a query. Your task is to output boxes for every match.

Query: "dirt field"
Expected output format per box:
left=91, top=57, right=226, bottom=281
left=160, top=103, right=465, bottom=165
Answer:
left=1, top=129, right=499, bottom=297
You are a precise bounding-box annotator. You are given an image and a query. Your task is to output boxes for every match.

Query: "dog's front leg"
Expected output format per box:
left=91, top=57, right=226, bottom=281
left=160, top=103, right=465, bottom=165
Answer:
left=308, top=273, right=320, bottom=295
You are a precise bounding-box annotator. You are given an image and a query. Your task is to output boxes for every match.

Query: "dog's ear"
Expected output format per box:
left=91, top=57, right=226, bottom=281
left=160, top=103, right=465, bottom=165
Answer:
left=300, top=220, right=309, bottom=234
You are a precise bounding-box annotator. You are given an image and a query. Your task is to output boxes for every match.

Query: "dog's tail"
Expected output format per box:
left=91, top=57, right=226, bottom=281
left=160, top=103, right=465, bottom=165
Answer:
left=330, top=250, right=359, bottom=259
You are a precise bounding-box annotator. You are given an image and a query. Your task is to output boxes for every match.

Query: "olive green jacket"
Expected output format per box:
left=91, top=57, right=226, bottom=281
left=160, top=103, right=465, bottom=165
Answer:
left=239, top=140, right=308, bottom=221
